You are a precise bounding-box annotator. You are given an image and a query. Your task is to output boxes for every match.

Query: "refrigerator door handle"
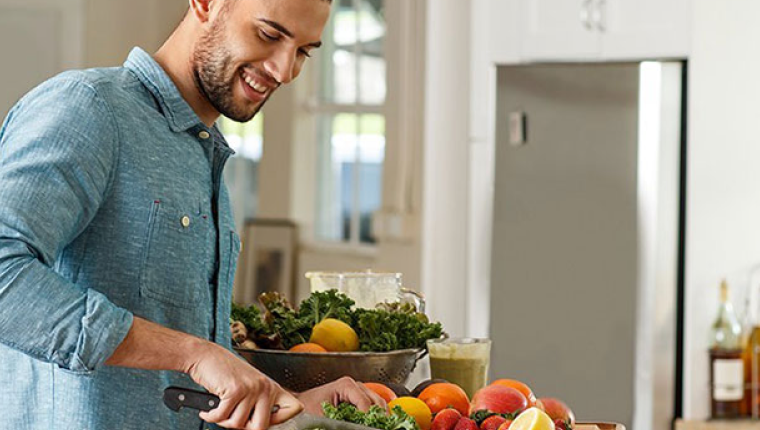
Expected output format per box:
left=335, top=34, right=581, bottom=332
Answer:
left=580, top=0, right=594, bottom=31
left=592, top=0, right=607, bottom=32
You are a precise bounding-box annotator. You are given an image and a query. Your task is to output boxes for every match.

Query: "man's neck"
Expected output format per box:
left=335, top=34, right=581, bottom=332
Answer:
left=153, top=31, right=220, bottom=128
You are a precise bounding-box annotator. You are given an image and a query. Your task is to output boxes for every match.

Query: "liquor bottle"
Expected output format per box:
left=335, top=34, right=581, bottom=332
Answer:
left=739, top=296, right=753, bottom=417
left=709, top=280, right=744, bottom=419
left=744, top=274, right=760, bottom=418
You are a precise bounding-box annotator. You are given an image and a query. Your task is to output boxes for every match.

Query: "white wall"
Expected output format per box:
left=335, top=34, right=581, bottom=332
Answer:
left=84, top=0, right=186, bottom=67
left=419, top=0, right=471, bottom=337
left=684, top=0, right=760, bottom=419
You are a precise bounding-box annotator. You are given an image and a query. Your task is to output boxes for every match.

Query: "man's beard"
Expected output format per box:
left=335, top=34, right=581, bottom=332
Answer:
left=192, top=22, right=270, bottom=123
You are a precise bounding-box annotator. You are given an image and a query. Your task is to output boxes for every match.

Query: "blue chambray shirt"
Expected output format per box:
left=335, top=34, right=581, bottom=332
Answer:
left=0, top=47, right=241, bottom=429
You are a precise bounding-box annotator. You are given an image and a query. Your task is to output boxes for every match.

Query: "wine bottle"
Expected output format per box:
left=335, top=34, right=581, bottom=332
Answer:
left=709, top=280, right=744, bottom=419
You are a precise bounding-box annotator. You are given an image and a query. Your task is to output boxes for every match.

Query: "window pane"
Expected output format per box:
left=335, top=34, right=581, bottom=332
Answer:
left=315, top=113, right=358, bottom=242
left=320, top=0, right=357, bottom=104
left=315, top=114, right=385, bottom=244
left=219, top=114, right=263, bottom=161
left=358, top=0, right=386, bottom=105
left=219, top=115, right=263, bottom=229
left=358, top=114, right=385, bottom=243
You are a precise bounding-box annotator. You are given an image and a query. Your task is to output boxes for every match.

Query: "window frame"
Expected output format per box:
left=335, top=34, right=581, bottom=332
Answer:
left=307, top=0, right=389, bottom=247
left=290, top=0, right=425, bottom=254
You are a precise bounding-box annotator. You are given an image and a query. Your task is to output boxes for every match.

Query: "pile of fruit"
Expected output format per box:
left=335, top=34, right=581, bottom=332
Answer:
left=348, top=378, right=575, bottom=430
left=230, top=290, right=443, bottom=352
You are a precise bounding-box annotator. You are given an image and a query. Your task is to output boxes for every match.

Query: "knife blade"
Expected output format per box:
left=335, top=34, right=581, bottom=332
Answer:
left=163, top=386, right=380, bottom=430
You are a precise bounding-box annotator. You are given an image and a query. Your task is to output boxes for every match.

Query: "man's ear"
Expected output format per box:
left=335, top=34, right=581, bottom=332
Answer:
left=189, top=0, right=212, bottom=23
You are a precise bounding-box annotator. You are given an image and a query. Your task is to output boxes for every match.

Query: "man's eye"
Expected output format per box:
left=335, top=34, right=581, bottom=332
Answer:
left=298, top=49, right=312, bottom=58
left=260, top=30, right=279, bottom=41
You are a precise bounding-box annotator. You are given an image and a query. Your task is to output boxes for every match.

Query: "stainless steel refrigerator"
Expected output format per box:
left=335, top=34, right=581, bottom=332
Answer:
left=489, top=62, right=684, bottom=430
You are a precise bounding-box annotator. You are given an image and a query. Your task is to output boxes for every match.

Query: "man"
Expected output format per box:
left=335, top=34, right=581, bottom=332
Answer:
left=0, top=0, right=384, bottom=428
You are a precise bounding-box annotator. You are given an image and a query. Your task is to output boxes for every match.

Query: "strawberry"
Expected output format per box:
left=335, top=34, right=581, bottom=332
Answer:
left=454, top=417, right=479, bottom=430
left=497, top=421, right=512, bottom=430
left=480, top=415, right=507, bottom=430
left=432, top=409, right=463, bottom=430
left=554, top=419, right=568, bottom=430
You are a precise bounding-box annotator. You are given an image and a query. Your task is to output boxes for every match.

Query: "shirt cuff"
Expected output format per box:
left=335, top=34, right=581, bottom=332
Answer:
left=67, top=288, right=134, bottom=374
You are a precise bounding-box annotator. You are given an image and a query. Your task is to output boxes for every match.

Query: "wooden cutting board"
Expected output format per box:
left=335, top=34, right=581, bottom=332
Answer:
left=576, top=423, right=626, bottom=430
left=675, top=419, right=760, bottom=430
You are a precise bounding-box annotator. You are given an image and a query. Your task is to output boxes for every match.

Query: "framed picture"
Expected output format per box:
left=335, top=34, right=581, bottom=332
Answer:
left=233, top=219, right=298, bottom=306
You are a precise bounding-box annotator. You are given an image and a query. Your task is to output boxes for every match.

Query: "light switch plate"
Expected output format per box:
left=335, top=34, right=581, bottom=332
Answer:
left=509, top=111, right=527, bottom=146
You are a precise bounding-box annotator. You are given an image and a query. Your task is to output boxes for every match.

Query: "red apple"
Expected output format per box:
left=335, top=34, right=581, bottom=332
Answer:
left=539, top=398, right=575, bottom=429
left=470, top=385, right=528, bottom=418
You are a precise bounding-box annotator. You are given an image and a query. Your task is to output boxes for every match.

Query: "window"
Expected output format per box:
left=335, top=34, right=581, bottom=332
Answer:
left=311, top=0, right=386, bottom=245
left=220, top=114, right=263, bottom=229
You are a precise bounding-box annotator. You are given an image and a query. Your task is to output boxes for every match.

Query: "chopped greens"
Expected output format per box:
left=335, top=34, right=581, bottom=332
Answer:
left=323, top=402, right=420, bottom=430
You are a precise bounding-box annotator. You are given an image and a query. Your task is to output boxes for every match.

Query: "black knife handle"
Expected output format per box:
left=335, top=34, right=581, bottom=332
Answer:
left=164, top=386, right=221, bottom=412
left=163, top=387, right=284, bottom=415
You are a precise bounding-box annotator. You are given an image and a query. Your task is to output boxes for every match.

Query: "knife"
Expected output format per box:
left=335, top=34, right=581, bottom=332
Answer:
left=163, top=386, right=380, bottom=430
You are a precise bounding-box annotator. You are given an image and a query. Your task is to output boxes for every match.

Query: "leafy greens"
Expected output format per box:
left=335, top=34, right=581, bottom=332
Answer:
left=323, top=402, right=420, bottom=430
left=231, top=290, right=443, bottom=352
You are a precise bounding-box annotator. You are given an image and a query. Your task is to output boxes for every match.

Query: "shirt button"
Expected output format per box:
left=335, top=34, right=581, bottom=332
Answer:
left=198, top=130, right=211, bottom=140
left=181, top=216, right=191, bottom=228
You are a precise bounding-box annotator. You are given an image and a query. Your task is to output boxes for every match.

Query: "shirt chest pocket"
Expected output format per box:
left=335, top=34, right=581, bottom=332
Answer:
left=139, top=200, right=211, bottom=309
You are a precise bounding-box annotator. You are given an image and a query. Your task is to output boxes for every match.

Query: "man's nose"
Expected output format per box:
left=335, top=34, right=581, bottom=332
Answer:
left=264, top=48, right=296, bottom=85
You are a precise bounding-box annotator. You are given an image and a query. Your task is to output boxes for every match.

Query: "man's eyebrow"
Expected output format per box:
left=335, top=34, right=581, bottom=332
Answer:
left=258, top=19, right=294, bottom=38
left=258, top=18, right=322, bottom=49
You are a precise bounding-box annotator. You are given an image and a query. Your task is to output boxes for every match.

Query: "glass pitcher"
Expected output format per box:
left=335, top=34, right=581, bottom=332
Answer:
left=305, top=270, right=425, bottom=311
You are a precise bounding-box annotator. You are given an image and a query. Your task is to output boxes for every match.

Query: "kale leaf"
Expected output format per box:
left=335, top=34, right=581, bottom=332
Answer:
left=231, top=302, right=269, bottom=335
left=354, top=307, right=444, bottom=352
left=323, top=402, right=419, bottom=430
left=259, top=292, right=312, bottom=349
left=298, top=290, right=355, bottom=326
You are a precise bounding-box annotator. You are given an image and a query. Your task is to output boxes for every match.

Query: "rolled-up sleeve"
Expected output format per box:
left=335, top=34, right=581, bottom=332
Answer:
left=0, top=77, right=134, bottom=374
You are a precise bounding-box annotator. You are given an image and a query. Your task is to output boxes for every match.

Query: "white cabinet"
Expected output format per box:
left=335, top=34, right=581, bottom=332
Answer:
left=488, top=0, right=692, bottom=63
left=600, top=0, right=691, bottom=59
left=519, top=0, right=601, bottom=60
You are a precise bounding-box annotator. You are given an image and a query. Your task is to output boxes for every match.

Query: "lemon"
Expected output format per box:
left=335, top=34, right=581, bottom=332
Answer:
left=309, top=318, right=359, bottom=352
left=388, top=397, right=433, bottom=430
left=509, top=408, right=555, bottom=430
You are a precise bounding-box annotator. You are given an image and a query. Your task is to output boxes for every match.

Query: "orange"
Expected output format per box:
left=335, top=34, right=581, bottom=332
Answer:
left=388, top=397, right=433, bottom=430
left=364, top=382, right=398, bottom=403
left=309, top=318, right=359, bottom=352
left=491, top=379, right=537, bottom=408
left=417, top=383, right=470, bottom=416
left=289, top=343, right=328, bottom=353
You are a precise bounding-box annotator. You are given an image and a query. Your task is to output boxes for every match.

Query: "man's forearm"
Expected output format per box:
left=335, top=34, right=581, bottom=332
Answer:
left=105, top=316, right=206, bottom=373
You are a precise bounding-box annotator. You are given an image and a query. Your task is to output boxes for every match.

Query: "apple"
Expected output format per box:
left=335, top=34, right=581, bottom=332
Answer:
left=470, top=385, right=528, bottom=418
left=539, top=398, right=575, bottom=429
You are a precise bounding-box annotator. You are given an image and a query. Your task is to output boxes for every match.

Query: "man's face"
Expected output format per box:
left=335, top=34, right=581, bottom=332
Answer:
left=192, top=0, right=330, bottom=122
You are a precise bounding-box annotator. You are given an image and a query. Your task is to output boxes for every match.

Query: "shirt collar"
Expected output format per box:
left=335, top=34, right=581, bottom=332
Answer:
left=124, top=47, right=204, bottom=133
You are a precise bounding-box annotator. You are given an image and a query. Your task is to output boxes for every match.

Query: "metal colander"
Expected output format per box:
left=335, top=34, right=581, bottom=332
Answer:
left=235, top=347, right=427, bottom=392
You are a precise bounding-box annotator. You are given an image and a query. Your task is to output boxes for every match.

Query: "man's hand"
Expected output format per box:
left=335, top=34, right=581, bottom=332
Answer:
left=106, top=317, right=303, bottom=430
left=296, top=377, right=387, bottom=416
left=186, top=341, right=303, bottom=430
